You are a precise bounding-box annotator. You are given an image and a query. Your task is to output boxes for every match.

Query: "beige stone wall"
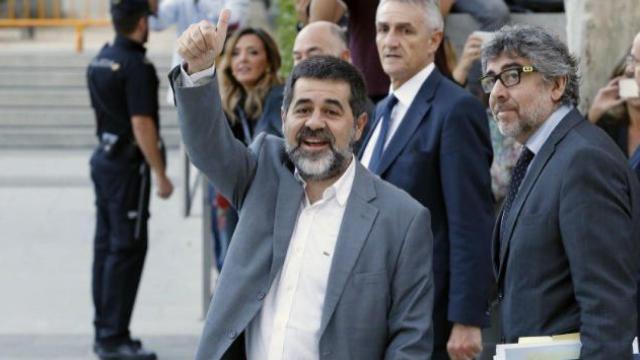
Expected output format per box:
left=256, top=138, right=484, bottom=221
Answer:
left=565, top=0, right=640, bottom=113
left=61, top=0, right=110, bottom=18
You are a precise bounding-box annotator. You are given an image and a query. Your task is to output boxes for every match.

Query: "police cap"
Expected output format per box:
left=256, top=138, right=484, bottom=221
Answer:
left=110, top=0, right=151, bottom=18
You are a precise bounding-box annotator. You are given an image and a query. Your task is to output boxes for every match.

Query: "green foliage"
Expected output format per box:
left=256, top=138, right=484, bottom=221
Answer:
left=276, top=0, right=297, bottom=78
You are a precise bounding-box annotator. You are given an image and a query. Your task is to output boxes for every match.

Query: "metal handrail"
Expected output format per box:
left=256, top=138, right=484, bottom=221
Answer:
left=181, top=145, right=214, bottom=317
left=182, top=149, right=202, bottom=218
left=0, top=0, right=110, bottom=52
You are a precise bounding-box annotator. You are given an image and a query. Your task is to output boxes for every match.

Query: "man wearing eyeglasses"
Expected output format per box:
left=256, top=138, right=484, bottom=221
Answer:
left=482, top=24, right=640, bottom=359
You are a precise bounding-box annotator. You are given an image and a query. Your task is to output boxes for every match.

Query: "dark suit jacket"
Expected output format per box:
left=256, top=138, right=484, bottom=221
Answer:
left=494, top=108, right=640, bottom=359
left=228, top=84, right=284, bottom=144
left=172, top=69, right=435, bottom=360
left=359, top=68, right=495, bottom=349
left=597, top=114, right=640, bottom=338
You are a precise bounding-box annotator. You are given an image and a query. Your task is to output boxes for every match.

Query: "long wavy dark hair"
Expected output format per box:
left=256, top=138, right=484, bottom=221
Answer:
left=591, top=47, right=634, bottom=128
left=219, top=27, right=282, bottom=124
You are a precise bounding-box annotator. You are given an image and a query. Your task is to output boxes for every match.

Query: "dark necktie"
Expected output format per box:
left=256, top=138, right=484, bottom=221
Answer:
left=368, top=94, right=398, bottom=173
left=500, top=146, right=534, bottom=242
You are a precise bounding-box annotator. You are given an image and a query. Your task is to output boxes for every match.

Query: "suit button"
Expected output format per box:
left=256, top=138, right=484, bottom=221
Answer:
left=257, top=292, right=266, bottom=300
left=228, top=330, right=237, bottom=339
left=497, top=292, right=504, bottom=301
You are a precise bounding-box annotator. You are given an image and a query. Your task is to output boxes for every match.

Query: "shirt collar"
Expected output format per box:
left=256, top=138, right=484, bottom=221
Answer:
left=525, top=105, right=572, bottom=155
left=391, top=63, right=435, bottom=107
left=114, top=34, right=147, bottom=54
left=294, top=155, right=357, bottom=207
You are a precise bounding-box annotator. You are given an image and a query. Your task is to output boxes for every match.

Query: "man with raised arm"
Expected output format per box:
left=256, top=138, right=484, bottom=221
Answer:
left=171, top=10, right=435, bottom=360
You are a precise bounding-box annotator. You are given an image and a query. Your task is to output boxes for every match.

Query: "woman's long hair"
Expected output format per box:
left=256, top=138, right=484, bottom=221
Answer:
left=219, top=27, right=282, bottom=124
left=598, top=47, right=632, bottom=126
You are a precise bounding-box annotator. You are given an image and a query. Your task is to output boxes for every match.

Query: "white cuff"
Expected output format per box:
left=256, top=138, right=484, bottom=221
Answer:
left=180, top=63, right=216, bottom=87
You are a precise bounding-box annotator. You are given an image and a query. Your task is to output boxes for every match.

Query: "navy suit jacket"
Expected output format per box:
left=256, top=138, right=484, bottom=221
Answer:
left=494, top=109, right=640, bottom=359
left=228, top=84, right=284, bottom=144
left=359, top=68, right=495, bottom=349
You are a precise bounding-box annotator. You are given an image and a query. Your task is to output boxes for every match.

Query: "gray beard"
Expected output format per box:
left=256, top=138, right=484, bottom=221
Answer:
left=494, top=97, right=552, bottom=142
left=285, top=141, right=352, bottom=181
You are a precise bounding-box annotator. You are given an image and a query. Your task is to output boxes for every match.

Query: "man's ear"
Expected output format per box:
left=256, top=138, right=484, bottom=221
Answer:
left=281, top=109, right=287, bottom=134
left=354, top=112, right=368, bottom=141
left=137, top=16, right=148, bottom=33
left=550, top=75, right=568, bottom=102
left=341, top=49, right=352, bottom=63
left=428, top=30, right=443, bottom=54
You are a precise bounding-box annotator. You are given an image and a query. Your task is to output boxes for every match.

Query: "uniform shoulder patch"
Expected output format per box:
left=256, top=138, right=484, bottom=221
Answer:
left=90, top=58, right=121, bottom=71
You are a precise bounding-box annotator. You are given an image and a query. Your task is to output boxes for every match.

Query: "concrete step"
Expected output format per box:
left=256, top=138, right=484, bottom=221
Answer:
left=0, top=108, right=178, bottom=127
left=0, top=52, right=173, bottom=68
left=0, top=49, right=178, bottom=149
left=0, top=126, right=182, bottom=149
left=0, top=88, right=175, bottom=108
left=0, top=68, right=174, bottom=88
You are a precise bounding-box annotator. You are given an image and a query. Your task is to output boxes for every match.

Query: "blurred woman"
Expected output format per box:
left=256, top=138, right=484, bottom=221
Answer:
left=220, top=27, right=284, bottom=144
left=588, top=33, right=640, bottom=339
left=588, top=37, right=640, bottom=176
left=214, top=27, right=283, bottom=269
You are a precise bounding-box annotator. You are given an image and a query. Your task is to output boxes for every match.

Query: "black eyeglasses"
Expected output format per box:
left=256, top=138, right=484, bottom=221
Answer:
left=480, top=65, right=537, bottom=94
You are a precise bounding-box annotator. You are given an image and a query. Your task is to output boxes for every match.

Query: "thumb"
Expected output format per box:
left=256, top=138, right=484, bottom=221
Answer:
left=215, top=8, right=231, bottom=55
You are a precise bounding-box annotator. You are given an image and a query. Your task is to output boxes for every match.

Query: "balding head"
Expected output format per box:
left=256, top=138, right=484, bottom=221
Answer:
left=293, top=21, right=350, bottom=65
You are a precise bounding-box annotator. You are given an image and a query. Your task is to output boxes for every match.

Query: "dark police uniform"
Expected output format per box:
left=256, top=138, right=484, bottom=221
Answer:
left=87, top=2, right=160, bottom=353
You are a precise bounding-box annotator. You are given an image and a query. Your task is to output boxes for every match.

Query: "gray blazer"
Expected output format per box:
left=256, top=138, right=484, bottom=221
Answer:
left=494, top=108, right=640, bottom=359
left=172, top=69, right=435, bottom=360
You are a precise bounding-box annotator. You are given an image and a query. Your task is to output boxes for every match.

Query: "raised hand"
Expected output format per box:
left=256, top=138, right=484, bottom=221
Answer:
left=588, top=76, right=625, bottom=123
left=177, top=9, right=231, bottom=75
left=452, top=32, right=485, bottom=85
left=295, top=0, right=311, bottom=24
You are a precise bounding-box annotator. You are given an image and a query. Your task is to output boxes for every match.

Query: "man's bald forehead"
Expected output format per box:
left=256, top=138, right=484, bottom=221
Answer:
left=295, top=21, right=347, bottom=51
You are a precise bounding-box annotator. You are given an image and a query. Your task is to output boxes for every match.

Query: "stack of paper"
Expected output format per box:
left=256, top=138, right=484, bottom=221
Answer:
left=493, top=334, right=640, bottom=360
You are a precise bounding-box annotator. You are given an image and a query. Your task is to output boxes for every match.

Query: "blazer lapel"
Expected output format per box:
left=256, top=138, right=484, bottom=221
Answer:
left=357, top=97, right=387, bottom=160
left=497, top=109, right=584, bottom=280
left=320, top=162, right=379, bottom=335
left=269, top=161, right=305, bottom=283
left=374, top=69, right=441, bottom=175
left=491, top=207, right=504, bottom=279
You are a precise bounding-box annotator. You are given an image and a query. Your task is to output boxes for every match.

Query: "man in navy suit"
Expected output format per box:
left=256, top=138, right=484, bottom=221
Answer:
left=483, top=25, right=639, bottom=359
left=360, top=0, right=495, bottom=359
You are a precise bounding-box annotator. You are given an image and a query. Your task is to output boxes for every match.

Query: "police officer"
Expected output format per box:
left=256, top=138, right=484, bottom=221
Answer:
left=88, top=0, right=173, bottom=359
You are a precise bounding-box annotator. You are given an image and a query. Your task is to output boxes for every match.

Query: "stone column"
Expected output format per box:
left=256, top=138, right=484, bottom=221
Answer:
left=564, top=0, right=640, bottom=113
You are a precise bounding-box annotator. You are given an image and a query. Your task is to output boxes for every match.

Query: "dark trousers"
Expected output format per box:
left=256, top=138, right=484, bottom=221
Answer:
left=90, top=149, right=150, bottom=344
left=208, top=185, right=239, bottom=271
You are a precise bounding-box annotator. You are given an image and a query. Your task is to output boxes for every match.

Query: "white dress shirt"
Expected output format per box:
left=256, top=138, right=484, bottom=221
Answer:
left=523, top=104, right=572, bottom=172
left=361, top=63, right=435, bottom=169
left=247, top=157, right=357, bottom=360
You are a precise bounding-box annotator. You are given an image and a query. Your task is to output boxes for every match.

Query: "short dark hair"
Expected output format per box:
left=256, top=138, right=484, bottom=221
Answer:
left=112, top=11, right=146, bottom=36
left=282, top=56, right=368, bottom=119
left=481, top=24, right=580, bottom=106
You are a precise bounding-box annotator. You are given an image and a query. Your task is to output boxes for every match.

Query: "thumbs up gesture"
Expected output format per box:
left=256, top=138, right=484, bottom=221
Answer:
left=177, top=9, right=231, bottom=75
